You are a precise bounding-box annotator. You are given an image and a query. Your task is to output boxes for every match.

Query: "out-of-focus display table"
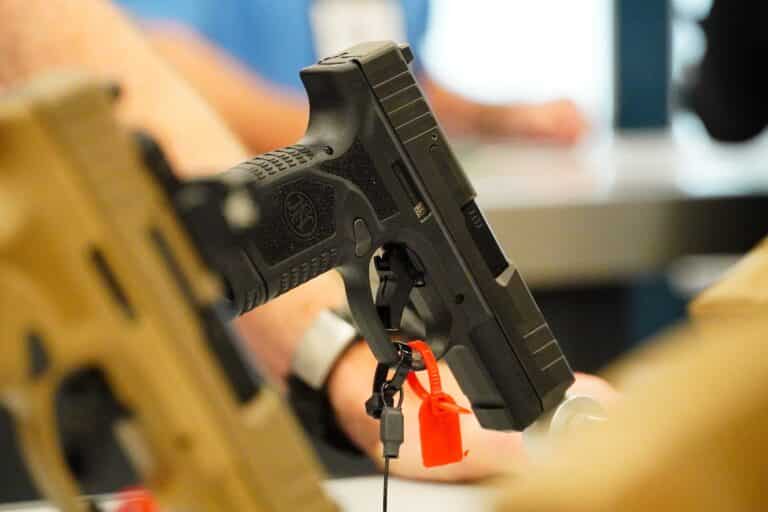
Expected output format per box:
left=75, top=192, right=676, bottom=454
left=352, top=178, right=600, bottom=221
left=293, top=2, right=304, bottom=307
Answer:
left=0, top=477, right=495, bottom=512
left=326, top=477, right=493, bottom=512
left=463, top=123, right=768, bottom=288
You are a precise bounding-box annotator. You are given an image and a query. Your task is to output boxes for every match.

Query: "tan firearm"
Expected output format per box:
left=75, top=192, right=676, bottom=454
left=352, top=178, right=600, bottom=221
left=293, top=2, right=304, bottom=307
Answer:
left=0, top=74, right=337, bottom=512
left=497, top=239, right=768, bottom=511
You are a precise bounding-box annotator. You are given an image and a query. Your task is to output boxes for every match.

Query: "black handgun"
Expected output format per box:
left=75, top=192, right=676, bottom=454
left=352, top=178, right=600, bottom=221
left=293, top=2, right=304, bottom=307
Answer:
left=207, top=42, right=573, bottom=431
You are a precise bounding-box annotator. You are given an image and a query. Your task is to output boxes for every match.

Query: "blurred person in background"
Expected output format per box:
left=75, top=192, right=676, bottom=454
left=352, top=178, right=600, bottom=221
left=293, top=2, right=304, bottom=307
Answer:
left=115, top=0, right=589, bottom=152
left=690, top=1, right=768, bottom=142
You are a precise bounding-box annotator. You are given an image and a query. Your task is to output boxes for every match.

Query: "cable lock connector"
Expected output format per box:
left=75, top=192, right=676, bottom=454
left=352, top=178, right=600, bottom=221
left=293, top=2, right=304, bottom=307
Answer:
left=380, top=404, right=405, bottom=459
left=365, top=343, right=412, bottom=424
left=365, top=343, right=413, bottom=512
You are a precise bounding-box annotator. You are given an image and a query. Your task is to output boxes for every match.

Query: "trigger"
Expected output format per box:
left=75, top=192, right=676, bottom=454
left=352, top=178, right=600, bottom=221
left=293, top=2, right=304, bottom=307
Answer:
left=374, top=244, right=423, bottom=331
left=342, top=262, right=400, bottom=365
left=353, top=218, right=372, bottom=257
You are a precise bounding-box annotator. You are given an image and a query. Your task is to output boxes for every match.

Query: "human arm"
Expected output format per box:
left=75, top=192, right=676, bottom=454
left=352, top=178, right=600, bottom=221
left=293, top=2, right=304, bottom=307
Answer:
left=146, top=24, right=310, bottom=153
left=422, top=77, right=588, bottom=145
left=0, top=0, right=245, bottom=173
left=141, top=26, right=587, bottom=149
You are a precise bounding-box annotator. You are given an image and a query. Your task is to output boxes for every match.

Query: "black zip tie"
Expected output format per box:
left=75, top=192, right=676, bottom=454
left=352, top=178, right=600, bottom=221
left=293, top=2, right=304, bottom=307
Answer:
left=365, top=343, right=412, bottom=419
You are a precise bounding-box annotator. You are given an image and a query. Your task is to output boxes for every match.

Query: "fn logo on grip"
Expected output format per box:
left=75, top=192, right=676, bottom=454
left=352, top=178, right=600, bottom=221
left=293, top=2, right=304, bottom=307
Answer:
left=283, top=191, right=318, bottom=238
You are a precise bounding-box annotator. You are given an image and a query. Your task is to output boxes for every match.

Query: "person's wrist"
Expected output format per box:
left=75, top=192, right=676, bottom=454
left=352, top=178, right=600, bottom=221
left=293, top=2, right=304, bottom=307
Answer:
left=326, top=341, right=371, bottom=410
left=290, top=310, right=357, bottom=389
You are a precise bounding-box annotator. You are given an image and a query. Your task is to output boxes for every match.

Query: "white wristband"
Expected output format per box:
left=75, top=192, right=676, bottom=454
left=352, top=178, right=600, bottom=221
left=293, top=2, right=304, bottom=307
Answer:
left=291, top=310, right=358, bottom=389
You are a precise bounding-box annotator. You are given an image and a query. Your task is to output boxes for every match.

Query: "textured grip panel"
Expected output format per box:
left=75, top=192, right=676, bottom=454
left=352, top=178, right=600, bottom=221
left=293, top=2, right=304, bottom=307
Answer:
left=250, top=178, right=336, bottom=265
left=221, top=145, right=337, bottom=266
left=320, top=139, right=398, bottom=220
left=277, top=248, right=340, bottom=296
left=234, top=144, right=316, bottom=181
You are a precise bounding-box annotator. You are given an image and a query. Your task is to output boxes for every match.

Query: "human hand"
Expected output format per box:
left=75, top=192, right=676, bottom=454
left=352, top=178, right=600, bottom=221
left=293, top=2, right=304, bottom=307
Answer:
left=327, top=342, right=616, bottom=482
left=485, top=99, right=589, bottom=145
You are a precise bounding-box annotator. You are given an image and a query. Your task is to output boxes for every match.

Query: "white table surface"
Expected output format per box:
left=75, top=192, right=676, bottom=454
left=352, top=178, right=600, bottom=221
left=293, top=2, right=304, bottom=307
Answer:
left=464, top=118, right=768, bottom=206
left=0, top=477, right=495, bottom=512
left=325, top=477, right=494, bottom=512
left=458, top=119, right=768, bottom=286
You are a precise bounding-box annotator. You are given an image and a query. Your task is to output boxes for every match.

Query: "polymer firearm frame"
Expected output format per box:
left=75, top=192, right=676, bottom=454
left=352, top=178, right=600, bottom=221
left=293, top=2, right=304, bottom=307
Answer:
left=0, top=76, right=336, bottom=512
left=216, top=42, right=574, bottom=431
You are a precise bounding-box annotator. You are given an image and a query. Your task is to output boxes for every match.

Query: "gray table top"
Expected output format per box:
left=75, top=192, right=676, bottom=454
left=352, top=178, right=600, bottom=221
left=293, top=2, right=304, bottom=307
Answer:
left=459, top=121, right=768, bottom=287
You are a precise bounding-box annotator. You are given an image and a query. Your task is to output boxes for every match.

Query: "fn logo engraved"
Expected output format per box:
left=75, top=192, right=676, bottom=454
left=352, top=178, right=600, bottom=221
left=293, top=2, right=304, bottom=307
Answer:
left=283, top=191, right=318, bottom=238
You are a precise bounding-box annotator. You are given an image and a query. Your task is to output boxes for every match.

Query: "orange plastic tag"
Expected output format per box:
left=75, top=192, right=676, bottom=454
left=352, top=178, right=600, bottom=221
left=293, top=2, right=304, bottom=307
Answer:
left=406, top=340, right=470, bottom=467
left=116, top=487, right=159, bottom=512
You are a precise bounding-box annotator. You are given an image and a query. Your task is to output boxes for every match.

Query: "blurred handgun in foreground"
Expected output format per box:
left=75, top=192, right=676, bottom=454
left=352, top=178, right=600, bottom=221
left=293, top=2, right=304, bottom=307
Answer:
left=0, top=75, right=336, bottom=512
